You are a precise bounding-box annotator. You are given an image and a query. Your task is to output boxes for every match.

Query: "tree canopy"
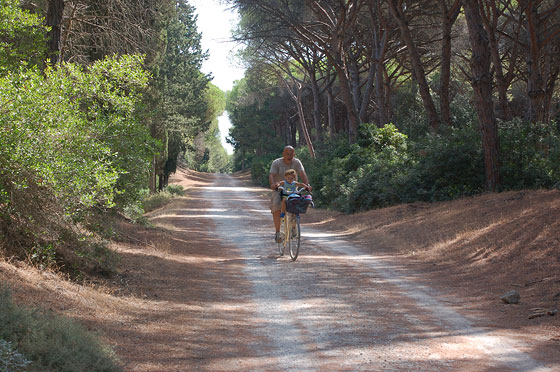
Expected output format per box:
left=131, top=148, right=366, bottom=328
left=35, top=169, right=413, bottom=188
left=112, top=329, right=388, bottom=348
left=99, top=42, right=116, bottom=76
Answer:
left=225, top=0, right=560, bottom=209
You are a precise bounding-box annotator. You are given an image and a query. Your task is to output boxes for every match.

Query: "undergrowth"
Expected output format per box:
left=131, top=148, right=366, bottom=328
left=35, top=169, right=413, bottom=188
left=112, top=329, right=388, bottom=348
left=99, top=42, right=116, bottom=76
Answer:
left=0, top=178, right=118, bottom=279
left=142, top=185, right=185, bottom=213
left=0, top=287, right=122, bottom=372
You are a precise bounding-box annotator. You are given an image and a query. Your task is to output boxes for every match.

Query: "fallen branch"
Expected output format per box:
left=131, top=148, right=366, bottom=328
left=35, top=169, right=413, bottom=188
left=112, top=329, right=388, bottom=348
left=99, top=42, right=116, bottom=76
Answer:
left=528, top=308, right=558, bottom=319
left=528, top=312, right=546, bottom=319
left=525, top=276, right=556, bottom=286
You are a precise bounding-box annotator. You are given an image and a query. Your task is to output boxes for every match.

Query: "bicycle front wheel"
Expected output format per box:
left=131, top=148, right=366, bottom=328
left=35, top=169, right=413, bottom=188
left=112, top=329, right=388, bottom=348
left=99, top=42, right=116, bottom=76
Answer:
left=289, top=215, right=300, bottom=261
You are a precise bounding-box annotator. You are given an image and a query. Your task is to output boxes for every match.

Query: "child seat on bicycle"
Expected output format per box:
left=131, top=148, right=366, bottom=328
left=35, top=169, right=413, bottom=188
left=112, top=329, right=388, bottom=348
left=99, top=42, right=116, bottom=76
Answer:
left=278, top=169, right=309, bottom=218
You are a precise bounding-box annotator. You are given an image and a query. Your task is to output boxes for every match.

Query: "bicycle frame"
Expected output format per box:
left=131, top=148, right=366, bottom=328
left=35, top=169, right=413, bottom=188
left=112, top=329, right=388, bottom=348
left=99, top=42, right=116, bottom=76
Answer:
left=277, top=186, right=308, bottom=261
left=279, top=210, right=300, bottom=261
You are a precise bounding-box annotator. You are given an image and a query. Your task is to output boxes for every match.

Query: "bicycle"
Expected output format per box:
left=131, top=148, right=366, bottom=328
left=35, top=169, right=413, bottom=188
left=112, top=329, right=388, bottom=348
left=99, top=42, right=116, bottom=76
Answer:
left=277, top=187, right=313, bottom=261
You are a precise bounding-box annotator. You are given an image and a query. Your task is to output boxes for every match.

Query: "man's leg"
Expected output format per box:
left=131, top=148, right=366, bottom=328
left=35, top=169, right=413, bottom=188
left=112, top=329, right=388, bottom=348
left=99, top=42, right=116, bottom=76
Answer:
left=273, top=210, right=281, bottom=232
left=270, top=191, right=282, bottom=242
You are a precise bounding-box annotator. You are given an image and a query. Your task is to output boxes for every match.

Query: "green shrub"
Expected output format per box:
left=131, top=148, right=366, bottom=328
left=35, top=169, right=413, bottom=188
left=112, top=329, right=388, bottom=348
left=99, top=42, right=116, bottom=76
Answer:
left=312, top=124, right=414, bottom=212
left=296, top=137, right=353, bottom=208
left=249, top=154, right=277, bottom=187
left=499, top=118, right=560, bottom=189
left=142, top=191, right=174, bottom=212
left=406, top=124, right=485, bottom=201
left=0, top=55, right=156, bottom=269
left=164, top=184, right=185, bottom=196
left=247, top=117, right=559, bottom=214
left=303, top=123, right=485, bottom=212
left=0, top=0, right=47, bottom=75
left=0, top=287, right=121, bottom=372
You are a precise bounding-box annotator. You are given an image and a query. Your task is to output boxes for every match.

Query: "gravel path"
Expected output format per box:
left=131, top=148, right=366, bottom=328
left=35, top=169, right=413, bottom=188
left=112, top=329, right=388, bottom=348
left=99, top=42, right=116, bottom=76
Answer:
left=193, top=173, right=553, bottom=372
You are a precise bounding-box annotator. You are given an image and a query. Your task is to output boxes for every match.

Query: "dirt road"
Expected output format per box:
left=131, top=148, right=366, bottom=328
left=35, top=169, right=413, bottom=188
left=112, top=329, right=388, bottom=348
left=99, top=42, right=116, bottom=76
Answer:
left=122, top=170, right=555, bottom=372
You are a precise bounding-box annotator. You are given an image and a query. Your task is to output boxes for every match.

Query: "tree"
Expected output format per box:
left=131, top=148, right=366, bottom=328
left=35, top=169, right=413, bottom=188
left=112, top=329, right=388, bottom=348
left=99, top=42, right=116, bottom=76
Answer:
left=229, top=0, right=367, bottom=142
left=185, top=83, right=231, bottom=173
left=150, top=0, right=210, bottom=191
left=56, top=0, right=167, bottom=65
left=463, top=0, right=501, bottom=191
left=515, top=0, right=560, bottom=123
left=387, top=0, right=441, bottom=130
left=438, top=0, right=462, bottom=126
left=226, top=77, right=285, bottom=163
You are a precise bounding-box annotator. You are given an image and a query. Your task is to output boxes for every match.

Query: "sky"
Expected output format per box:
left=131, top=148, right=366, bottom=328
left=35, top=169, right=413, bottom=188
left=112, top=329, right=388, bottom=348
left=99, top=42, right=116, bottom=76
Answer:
left=191, top=0, right=245, bottom=92
left=190, top=0, right=245, bottom=155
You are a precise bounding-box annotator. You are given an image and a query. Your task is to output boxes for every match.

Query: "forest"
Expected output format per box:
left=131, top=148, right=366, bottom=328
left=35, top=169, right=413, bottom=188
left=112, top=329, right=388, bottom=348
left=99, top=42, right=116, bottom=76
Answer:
left=0, top=0, right=232, bottom=269
left=0, top=1, right=232, bottom=368
left=224, top=0, right=560, bottom=213
left=1, top=1, right=560, bottom=370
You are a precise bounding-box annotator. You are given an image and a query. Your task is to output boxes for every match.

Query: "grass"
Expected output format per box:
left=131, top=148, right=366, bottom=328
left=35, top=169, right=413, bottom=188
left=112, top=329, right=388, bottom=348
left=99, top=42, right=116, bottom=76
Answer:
left=142, top=185, right=185, bottom=213
left=0, top=286, right=122, bottom=372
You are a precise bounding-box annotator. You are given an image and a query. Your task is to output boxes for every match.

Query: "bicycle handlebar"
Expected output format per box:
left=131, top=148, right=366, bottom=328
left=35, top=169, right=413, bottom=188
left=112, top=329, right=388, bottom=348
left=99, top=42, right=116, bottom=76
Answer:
left=277, top=186, right=312, bottom=194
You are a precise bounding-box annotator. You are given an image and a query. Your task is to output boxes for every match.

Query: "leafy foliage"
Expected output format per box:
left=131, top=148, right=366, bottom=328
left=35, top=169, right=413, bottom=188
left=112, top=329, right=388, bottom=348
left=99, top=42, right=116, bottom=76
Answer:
left=499, top=119, right=560, bottom=189
left=184, top=83, right=232, bottom=173
left=0, top=55, right=153, bottom=217
left=406, top=125, right=485, bottom=201
left=226, top=77, right=286, bottom=170
left=0, top=0, right=47, bottom=75
left=155, top=1, right=211, bottom=177
left=0, top=55, right=156, bottom=270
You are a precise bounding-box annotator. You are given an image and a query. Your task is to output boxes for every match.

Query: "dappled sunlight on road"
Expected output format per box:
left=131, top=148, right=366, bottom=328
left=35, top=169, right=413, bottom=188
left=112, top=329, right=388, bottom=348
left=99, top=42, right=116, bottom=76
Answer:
left=105, top=169, right=557, bottom=372
left=201, top=186, right=266, bottom=192
left=151, top=213, right=246, bottom=219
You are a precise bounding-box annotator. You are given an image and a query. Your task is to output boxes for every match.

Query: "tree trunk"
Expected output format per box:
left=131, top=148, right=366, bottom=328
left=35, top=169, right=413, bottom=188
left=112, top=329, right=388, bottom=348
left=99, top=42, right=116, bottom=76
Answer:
left=388, top=0, right=440, bottom=130
left=367, top=25, right=387, bottom=125
left=158, top=174, right=164, bottom=192
left=296, top=84, right=316, bottom=158
left=294, top=120, right=298, bottom=146
left=464, top=0, right=501, bottom=191
left=327, top=84, right=336, bottom=137
left=522, top=0, right=547, bottom=123
left=46, top=0, right=65, bottom=64
left=544, top=68, right=559, bottom=124
left=283, top=79, right=316, bottom=158
left=149, top=156, right=157, bottom=194
left=375, top=59, right=387, bottom=127
left=439, top=0, right=461, bottom=126
left=309, top=71, right=323, bottom=138
left=477, top=0, right=512, bottom=120
left=347, top=48, right=362, bottom=118
left=330, top=57, right=360, bottom=142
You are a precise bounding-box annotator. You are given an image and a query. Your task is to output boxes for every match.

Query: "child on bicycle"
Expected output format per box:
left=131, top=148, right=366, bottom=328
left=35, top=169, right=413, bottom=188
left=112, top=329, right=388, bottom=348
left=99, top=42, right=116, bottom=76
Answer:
left=278, top=169, right=310, bottom=218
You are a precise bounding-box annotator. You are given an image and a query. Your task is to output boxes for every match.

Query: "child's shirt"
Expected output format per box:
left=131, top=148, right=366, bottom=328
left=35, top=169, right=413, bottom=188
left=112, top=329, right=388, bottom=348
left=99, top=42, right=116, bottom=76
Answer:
left=282, top=180, right=298, bottom=195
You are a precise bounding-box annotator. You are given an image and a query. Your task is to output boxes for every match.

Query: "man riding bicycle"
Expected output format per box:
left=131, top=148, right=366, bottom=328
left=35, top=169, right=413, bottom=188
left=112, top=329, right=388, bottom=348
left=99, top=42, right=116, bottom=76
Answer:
left=269, top=146, right=312, bottom=243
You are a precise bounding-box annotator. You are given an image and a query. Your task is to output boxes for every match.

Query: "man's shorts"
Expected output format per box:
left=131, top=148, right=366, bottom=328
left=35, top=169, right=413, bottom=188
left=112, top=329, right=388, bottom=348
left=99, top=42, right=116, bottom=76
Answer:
left=270, top=190, right=281, bottom=213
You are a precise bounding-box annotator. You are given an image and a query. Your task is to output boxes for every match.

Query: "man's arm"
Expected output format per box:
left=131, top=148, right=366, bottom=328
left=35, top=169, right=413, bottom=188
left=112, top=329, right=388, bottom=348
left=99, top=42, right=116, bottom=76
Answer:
left=298, top=170, right=313, bottom=191
left=269, top=173, right=278, bottom=190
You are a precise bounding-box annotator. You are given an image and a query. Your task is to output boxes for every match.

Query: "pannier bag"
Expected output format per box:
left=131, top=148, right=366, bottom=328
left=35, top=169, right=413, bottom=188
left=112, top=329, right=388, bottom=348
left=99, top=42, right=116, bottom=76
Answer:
left=286, top=194, right=313, bottom=214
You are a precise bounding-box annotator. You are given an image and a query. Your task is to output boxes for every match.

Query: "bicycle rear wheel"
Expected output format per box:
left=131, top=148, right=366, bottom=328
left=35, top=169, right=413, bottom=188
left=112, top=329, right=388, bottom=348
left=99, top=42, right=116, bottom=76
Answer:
left=289, top=215, right=300, bottom=261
